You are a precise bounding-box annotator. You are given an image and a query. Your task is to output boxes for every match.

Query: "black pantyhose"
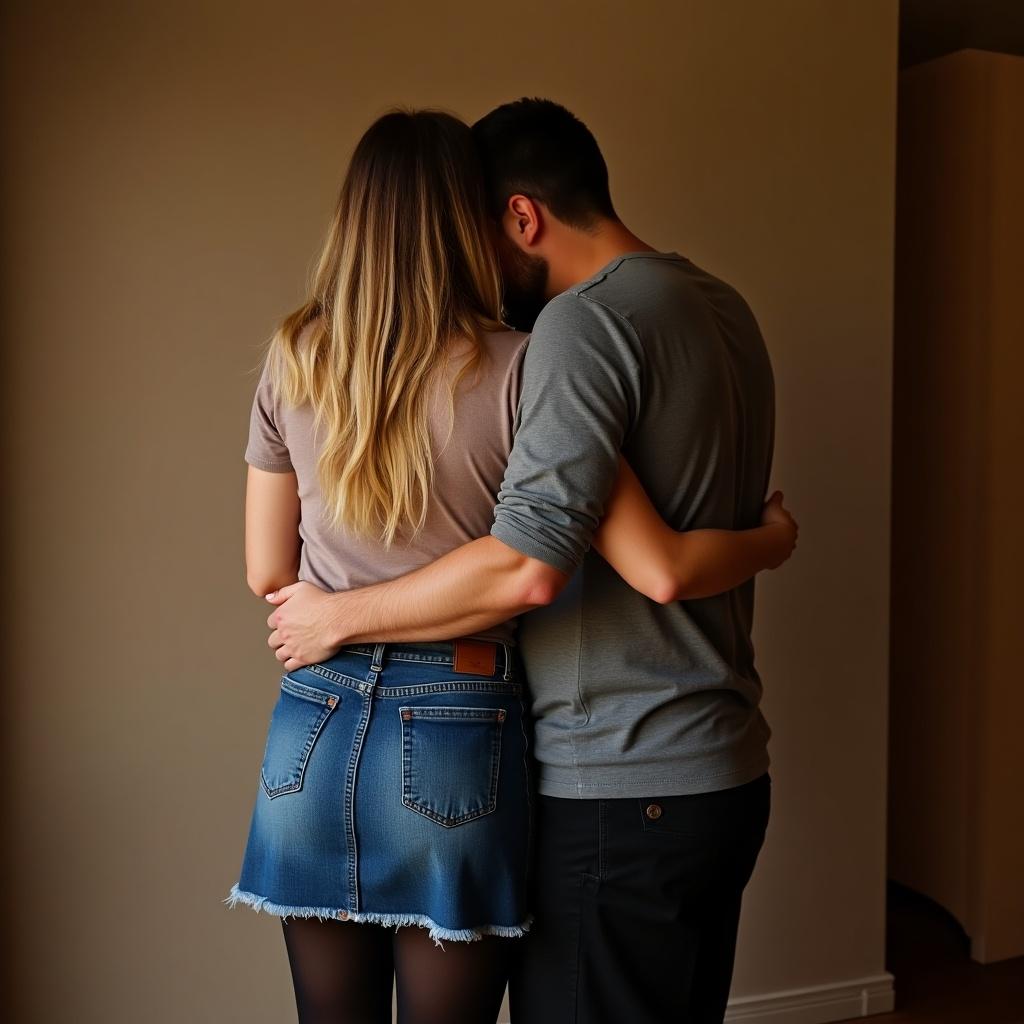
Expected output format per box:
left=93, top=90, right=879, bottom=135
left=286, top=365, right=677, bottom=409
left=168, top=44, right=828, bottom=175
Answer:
left=393, top=924, right=513, bottom=1024
left=280, top=917, right=515, bottom=1024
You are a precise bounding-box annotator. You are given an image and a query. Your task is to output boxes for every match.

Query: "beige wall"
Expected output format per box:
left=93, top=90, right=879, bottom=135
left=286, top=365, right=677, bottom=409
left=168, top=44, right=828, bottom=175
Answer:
left=0, top=1, right=897, bottom=1020
left=889, top=48, right=1024, bottom=965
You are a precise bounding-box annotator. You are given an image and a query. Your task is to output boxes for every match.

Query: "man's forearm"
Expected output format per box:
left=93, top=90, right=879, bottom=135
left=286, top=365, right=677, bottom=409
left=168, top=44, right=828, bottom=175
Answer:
left=323, top=535, right=567, bottom=645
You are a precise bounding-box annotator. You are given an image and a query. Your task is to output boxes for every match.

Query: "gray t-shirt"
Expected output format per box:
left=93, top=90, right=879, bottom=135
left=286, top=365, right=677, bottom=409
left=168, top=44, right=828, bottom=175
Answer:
left=491, top=251, right=775, bottom=798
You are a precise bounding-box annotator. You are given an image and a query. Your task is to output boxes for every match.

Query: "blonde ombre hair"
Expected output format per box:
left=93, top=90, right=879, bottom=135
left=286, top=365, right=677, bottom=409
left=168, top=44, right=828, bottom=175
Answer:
left=260, top=109, right=506, bottom=546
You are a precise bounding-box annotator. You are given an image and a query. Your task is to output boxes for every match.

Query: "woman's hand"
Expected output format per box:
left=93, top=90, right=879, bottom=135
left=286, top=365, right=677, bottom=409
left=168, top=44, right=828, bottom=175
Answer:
left=760, top=491, right=799, bottom=569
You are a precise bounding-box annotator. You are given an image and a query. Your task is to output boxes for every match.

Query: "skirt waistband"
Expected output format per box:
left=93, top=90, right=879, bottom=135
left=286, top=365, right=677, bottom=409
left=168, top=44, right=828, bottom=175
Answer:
left=335, top=639, right=515, bottom=679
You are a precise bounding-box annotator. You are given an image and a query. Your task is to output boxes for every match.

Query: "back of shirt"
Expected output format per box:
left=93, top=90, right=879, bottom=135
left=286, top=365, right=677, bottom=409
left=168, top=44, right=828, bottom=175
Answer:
left=245, top=322, right=529, bottom=645
left=490, top=252, right=775, bottom=797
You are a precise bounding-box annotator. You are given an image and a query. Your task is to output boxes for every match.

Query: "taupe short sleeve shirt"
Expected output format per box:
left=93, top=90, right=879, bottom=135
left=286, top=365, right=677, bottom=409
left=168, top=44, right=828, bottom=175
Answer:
left=245, top=324, right=529, bottom=645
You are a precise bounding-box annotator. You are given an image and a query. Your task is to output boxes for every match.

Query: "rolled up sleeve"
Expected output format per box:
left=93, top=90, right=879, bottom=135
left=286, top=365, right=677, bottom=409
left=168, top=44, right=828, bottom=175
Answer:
left=490, top=292, right=642, bottom=574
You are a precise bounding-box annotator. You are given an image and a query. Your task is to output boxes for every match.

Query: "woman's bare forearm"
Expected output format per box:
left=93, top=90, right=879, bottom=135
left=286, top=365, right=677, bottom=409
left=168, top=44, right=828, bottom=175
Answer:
left=650, top=525, right=790, bottom=600
left=594, top=458, right=791, bottom=603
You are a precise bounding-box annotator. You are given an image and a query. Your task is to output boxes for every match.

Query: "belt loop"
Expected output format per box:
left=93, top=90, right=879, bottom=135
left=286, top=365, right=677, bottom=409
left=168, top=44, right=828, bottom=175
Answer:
left=501, top=641, right=512, bottom=681
left=368, top=642, right=386, bottom=682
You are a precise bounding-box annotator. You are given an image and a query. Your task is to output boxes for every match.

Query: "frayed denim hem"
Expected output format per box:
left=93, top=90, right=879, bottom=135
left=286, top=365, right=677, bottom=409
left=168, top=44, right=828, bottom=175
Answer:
left=224, top=882, right=533, bottom=947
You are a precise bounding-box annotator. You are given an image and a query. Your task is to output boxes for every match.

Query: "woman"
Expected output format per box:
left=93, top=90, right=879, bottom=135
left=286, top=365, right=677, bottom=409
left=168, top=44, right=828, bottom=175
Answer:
left=225, top=109, right=797, bottom=1024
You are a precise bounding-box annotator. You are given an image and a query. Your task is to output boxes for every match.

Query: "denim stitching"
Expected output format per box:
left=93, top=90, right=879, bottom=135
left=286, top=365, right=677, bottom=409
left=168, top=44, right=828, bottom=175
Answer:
left=487, top=707, right=504, bottom=818
left=400, top=707, right=505, bottom=827
left=344, top=660, right=376, bottom=913
left=260, top=703, right=335, bottom=799
left=260, top=679, right=339, bottom=799
left=305, top=664, right=375, bottom=689
left=338, top=644, right=513, bottom=676
left=400, top=707, right=506, bottom=720
left=342, top=646, right=455, bottom=663
left=280, top=675, right=339, bottom=703
left=376, top=681, right=521, bottom=697
left=306, top=666, right=521, bottom=697
left=399, top=708, right=504, bottom=826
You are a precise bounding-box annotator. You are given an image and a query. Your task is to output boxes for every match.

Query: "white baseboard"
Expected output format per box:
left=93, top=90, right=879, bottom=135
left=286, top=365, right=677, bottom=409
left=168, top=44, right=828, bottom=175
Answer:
left=497, top=972, right=895, bottom=1024
left=724, top=973, right=895, bottom=1023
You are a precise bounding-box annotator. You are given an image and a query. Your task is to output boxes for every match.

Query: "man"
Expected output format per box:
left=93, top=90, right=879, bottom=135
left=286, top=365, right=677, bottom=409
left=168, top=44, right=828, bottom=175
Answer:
left=266, top=98, right=777, bottom=1024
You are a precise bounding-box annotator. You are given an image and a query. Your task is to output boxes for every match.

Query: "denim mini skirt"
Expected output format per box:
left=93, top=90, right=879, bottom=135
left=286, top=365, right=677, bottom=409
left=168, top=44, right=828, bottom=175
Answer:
left=225, top=640, right=533, bottom=944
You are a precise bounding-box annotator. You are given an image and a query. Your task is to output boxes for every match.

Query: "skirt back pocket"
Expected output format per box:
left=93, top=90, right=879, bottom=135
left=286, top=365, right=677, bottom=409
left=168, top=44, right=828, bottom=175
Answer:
left=400, top=706, right=505, bottom=827
left=260, top=675, right=340, bottom=799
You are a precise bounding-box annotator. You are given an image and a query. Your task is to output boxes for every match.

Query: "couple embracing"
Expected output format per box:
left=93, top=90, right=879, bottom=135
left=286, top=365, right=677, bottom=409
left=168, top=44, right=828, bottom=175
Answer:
left=226, top=97, right=797, bottom=1024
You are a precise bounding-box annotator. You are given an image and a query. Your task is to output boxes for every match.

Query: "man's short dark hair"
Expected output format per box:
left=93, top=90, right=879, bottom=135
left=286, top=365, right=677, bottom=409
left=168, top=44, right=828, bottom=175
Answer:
left=471, top=98, right=617, bottom=229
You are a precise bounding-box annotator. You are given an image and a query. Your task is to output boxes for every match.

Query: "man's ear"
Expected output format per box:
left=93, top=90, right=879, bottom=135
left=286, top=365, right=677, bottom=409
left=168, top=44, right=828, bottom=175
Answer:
left=506, top=194, right=543, bottom=247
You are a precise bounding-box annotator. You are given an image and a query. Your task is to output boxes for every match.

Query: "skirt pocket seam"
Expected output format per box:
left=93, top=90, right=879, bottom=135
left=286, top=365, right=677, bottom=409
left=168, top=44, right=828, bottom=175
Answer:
left=259, top=678, right=340, bottom=800
left=400, top=706, right=505, bottom=827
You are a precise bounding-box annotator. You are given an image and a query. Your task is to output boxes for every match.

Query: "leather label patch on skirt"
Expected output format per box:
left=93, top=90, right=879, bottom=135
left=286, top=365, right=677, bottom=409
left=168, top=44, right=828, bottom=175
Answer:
left=453, top=639, right=497, bottom=676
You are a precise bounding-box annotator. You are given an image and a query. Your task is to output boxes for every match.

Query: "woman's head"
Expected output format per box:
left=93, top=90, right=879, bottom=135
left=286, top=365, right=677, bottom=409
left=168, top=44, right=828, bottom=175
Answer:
left=267, top=108, right=505, bottom=546
left=324, top=108, right=505, bottom=341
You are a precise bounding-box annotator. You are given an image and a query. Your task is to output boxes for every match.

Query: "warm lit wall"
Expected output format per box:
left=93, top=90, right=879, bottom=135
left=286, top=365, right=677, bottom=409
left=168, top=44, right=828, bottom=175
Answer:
left=889, top=48, right=1024, bottom=965
left=0, top=1, right=897, bottom=1021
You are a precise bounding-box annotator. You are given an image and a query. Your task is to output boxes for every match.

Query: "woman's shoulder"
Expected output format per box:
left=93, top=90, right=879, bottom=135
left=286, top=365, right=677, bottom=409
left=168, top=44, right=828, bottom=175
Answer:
left=478, top=328, right=530, bottom=366
left=445, top=329, right=528, bottom=404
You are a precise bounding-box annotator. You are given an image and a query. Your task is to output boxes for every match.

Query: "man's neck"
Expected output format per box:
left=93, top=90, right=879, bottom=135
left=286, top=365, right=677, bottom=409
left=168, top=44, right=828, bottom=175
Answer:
left=546, top=220, right=660, bottom=297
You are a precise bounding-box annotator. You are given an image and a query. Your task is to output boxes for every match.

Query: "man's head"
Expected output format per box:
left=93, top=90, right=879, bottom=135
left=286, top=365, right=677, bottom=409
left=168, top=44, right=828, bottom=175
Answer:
left=471, top=98, right=618, bottom=329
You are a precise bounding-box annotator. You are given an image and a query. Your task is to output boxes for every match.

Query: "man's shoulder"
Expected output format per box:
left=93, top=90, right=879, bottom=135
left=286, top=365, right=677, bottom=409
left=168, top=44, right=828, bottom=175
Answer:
left=579, top=252, right=757, bottom=337
left=531, top=287, right=633, bottom=340
left=578, top=250, right=691, bottom=292
left=569, top=253, right=692, bottom=321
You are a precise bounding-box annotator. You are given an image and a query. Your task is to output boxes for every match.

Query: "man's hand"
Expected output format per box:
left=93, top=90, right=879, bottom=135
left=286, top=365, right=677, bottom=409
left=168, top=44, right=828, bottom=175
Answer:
left=264, top=581, right=342, bottom=671
left=255, top=537, right=565, bottom=661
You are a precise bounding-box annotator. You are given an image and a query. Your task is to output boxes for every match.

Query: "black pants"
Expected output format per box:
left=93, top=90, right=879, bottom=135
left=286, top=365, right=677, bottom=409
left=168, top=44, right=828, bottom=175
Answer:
left=508, top=772, right=771, bottom=1024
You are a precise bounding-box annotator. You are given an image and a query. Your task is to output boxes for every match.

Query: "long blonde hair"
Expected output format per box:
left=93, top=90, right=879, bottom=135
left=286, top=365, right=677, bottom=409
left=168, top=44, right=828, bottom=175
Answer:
left=259, top=109, right=505, bottom=546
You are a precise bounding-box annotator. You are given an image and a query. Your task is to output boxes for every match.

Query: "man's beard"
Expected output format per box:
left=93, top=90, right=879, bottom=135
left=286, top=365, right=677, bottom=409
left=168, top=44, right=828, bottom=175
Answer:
left=500, top=246, right=549, bottom=332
